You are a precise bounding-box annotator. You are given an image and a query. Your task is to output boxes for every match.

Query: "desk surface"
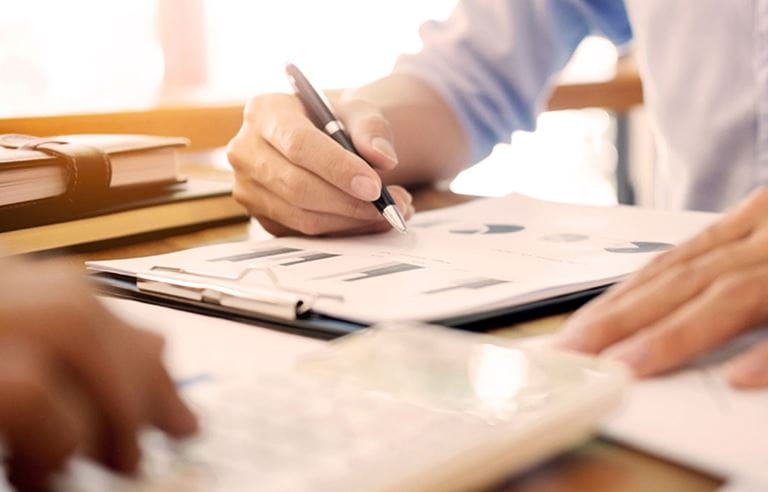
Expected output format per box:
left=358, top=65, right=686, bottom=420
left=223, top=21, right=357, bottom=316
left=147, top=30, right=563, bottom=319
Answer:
left=59, top=189, right=720, bottom=492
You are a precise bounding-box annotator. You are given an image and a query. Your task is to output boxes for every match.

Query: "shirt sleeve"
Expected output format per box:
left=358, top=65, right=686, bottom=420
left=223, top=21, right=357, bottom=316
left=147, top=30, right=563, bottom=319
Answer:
left=395, top=0, right=633, bottom=163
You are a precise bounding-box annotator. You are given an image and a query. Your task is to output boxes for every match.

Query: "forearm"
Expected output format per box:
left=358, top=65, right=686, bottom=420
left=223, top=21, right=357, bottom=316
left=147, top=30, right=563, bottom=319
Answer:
left=344, top=73, right=470, bottom=187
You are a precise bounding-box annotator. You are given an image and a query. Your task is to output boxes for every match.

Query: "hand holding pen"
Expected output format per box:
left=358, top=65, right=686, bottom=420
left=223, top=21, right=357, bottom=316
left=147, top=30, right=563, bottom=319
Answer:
left=226, top=66, right=413, bottom=236
left=286, top=63, right=407, bottom=233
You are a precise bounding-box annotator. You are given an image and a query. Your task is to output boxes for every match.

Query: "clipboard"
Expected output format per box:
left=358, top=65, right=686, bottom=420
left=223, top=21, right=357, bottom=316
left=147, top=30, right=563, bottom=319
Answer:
left=91, top=266, right=610, bottom=339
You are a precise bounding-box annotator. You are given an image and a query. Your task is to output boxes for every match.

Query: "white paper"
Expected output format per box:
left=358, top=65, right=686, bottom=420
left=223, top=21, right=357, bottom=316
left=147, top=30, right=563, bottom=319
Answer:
left=601, top=329, right=768, bottom=484
left=103, top=297, right=323, bottom=380
left=88, top=194, right=719, bottom=324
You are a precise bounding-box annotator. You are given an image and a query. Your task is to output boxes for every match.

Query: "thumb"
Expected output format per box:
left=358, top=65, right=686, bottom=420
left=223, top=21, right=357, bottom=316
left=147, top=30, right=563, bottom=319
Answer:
left=335, top=96, right=398, bottom=170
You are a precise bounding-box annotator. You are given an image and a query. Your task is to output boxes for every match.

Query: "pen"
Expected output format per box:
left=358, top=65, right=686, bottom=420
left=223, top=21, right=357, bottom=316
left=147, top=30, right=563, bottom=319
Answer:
left=285, top=63, right=408, bottom=234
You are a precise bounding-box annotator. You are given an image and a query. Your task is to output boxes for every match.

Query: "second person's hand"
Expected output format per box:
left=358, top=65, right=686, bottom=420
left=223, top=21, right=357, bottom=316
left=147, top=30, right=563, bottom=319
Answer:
left=227, top=91, right=414, bottom=237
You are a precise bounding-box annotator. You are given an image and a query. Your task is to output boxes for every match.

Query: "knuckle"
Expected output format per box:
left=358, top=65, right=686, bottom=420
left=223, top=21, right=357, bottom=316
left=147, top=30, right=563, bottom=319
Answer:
left=243, top=93, right=288, bottom=120
left=646, top=249, right=673, bottom=270
left=279, top=127, right=310, bottom=163
left=648, top=329, right=685, bottom=365
left=232, top=181, right=263, bottom=220
left=225, top=138, right=245, bottom=169
left=231, top=180, right=250, bottom=208
left=713, top=272, right=765, bottom=310
left=665, top=263, right=699, bottom=284
left=248, top=154, right=272, bottom=184
left=275, top=167, right=310, bottom=201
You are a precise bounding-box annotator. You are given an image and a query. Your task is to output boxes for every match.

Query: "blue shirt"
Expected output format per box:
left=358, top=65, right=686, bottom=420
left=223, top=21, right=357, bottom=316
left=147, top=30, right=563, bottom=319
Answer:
left=396, top=0, right=768, bottom=212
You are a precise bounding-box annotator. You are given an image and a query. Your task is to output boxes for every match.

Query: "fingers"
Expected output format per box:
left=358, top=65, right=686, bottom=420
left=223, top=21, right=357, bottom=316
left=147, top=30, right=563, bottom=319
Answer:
left=229, top=93, right=404, bottom=236
left=727, top=339, right=768, bottom=388
left=132, top=329, right=198, bottom=437
left=590, top=187, right=768, bottom=310
left=255, top=102, right=383, bottom=202
left=0, top=342, right=84, bottom=491
left=235, top=176, right=411, bottom=236
left=59, top=319, right=143, bottom=473
left=561, top=229, right=768, bottom=352
left=602, top=266, right=768, bottom=377
left=335, top=95, right=399, bottom=170
left=233, top=142, right=381, bottom=221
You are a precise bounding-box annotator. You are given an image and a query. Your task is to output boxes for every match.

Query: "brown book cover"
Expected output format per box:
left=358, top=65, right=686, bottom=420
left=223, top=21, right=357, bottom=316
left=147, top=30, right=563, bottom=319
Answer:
left=0, top=133, right=189, bottom=230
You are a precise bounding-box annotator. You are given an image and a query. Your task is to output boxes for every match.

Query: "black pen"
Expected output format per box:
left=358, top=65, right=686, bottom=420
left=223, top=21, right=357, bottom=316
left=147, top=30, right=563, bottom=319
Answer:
left=285, top=63, right=408, bottom=234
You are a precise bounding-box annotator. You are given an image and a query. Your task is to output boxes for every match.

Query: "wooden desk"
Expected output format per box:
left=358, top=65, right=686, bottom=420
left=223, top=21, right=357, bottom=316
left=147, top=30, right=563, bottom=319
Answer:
left=58, top=189, right=719, bottom=492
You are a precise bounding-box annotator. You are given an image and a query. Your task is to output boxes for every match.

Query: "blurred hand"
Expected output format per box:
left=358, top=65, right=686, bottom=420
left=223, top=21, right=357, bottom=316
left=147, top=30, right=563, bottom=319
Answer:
left=0, top=258, right=197, bottom=491
left=559, top=188, right=768, bottom=389
left=227, top=91, right=414, bottom=237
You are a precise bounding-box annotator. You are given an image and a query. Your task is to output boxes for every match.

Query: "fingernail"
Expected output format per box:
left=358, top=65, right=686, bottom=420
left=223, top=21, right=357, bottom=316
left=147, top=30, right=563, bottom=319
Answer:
left=350, top=175, right=381, bottom=201
left=605, top=341, right=648, bottom=374
left=371, top=137, right=398, bottom=164
left=728, top=356, right=767, bottom=382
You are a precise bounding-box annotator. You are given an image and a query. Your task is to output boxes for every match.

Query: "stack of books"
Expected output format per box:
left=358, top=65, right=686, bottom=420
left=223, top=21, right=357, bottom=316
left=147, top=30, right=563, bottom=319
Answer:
left=0, top=133, right=247, bottom=253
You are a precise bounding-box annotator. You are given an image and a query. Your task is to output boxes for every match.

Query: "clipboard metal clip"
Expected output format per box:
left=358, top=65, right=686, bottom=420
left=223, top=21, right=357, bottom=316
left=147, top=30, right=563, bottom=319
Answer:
left=136, top=265, right=342, bottom=321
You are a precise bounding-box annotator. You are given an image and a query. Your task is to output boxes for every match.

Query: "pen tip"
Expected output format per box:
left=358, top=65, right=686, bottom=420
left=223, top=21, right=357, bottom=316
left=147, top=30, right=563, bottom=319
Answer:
left=383, top=205, right=408, bottom=234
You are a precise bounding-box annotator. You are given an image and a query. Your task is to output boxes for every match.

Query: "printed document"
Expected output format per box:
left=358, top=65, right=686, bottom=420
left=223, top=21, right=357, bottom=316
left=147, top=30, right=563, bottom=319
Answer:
left=88, top=194, right=719, bottom=323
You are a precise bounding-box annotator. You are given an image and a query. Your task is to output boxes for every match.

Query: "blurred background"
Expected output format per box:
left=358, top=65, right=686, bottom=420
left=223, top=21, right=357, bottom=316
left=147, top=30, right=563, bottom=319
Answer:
left=0, top=0, right=653, bottom=206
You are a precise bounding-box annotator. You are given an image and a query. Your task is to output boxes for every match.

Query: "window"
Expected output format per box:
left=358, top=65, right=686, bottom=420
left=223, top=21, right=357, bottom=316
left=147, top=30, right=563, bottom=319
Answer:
left=0, top=0, right=621, bottom=205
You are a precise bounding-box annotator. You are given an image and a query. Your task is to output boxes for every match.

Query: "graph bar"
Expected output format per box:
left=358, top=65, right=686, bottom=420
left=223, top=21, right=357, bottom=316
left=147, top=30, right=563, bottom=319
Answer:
left=604, top=241, right=673, bottom=254
left=315, top=262, right=423, bottom=282
left=424, top=278, right=508, bottom=295
left=410, top=219, right=450, bottom=229
left=450, top=224, right=524, bottom=235
left=209, top=247, right=301, bottom=262
left=279, top=252, right=340, bottom=266
left=345, top=263, right=422, bottom=282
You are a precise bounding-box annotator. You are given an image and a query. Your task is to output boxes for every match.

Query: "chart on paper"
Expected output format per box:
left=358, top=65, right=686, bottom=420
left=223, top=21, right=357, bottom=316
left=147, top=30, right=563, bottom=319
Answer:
left=87, top=194, right=720, bottom=324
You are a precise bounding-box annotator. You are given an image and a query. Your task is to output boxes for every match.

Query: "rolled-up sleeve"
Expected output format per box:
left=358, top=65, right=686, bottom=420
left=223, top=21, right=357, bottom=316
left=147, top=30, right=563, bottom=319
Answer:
left=395, top=0, right=633, bottom=163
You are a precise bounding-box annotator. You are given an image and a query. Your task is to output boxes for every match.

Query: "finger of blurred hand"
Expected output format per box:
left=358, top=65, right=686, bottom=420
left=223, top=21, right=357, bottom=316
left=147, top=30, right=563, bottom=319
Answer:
left=131, top=329, right=198, bottom=437
left=0, top=266, right=143, bottom=475
left=56, top=317, right=144, bottom=473
left=0, top=342, right=84, bottom=491
left=248, top=97, right=383, bottom=202
left=560, top=229, right=768, bottom=352
left=335, top=95, right=398, bottom=171
left=232, top=142, right=381, bottom=221
left=602, top=266, right=768, bottom=377
left=727, top=339, right=768, bottom=388
left=146, top=360, right=198, bottom=438
left=579, top=188, right=768, bottom=318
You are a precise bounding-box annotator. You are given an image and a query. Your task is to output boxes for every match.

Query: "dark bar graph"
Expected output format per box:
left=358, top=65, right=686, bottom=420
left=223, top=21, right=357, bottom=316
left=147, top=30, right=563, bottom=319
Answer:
left=424, top=278, right=508, bottom=295
left=209, top=247, right=301, bottom=262
left=315, top=262, right=423, bottom=282
left=344, top=263, right=423, bottom=282
left=279, top=252, right=340, bottom=266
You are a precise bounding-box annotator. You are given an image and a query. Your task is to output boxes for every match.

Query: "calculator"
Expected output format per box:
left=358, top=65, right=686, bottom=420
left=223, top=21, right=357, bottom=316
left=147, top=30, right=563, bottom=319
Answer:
left=54, top=323, right=627, bottom=492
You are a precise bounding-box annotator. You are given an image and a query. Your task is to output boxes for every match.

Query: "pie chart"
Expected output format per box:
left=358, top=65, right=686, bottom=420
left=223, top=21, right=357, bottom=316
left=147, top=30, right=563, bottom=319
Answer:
left=450, top=224, right=525, bottom=235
